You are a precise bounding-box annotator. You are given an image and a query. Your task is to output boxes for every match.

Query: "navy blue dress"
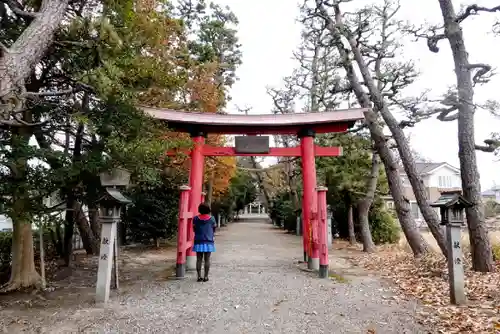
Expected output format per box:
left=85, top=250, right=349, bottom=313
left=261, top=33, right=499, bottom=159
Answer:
left=193, top=215, right=216, bottom=253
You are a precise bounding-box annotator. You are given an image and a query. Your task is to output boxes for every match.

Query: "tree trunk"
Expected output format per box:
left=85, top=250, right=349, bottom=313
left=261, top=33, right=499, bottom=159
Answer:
left=62, top=197, right=75, bottom=267
left=74, top=202, right=99, bottom=255
left=347, top=204, right=356, bottom=245
left=280, top=138, right=300, bottom=211
left=206, top=171, right=215, bottom=204
left=89, top=203, right=100, bottom=240
left=317, top=6, right=429, bottom=257
left=50, top=223, right=64, bottom=258
left=0, top=0, right=69, bottom=101
left=39, top=225, right=46, bottom=289
left=338, top=7, right=448, bottom=257
left=309, top=41, right=321, bottom=113
left=3, top=111, right=42, bottom=290
left=283, top=157, right=300, bottom=211
left=358, top=154, right=379, bottom=253
left=72, top=122, right=98, bottom=254
left=2, top=215, right=42, bottom=291
left=365, top=103, right=429, bottom=257
left=437, top=0, right=494, bottom=272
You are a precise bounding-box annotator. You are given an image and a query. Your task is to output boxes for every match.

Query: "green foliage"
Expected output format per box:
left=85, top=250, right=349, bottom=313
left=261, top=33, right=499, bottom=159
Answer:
left=0, top=230, right=58, bottom=284
left=177, top=0, right=242, bottom=101
left=368, top=206, right=400, bottom=244
left=269, top=191, right=297, bottom=231
left=317, top=133, right=388, bottom=201
left=314, top=133, right=397, bottom=243
left=492, top=243, right=500, bottom=261
left=122, top=181, right=181, bottom=244
left=216, top=169, right=257, bottom=217
left=0, top=231, right=12, bottom=283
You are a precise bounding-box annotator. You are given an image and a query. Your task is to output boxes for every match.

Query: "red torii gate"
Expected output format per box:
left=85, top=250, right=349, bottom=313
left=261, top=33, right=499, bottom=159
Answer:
left=143, top=107, right=366, bottom=278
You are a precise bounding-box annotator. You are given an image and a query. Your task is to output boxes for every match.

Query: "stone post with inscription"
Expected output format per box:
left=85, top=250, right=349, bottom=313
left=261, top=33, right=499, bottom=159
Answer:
left=446, top=222, right=466, bottom=305
left=96, top=209, right=118, bottom=303
left=95, top=169, right=131, bottom=304
left=430, top=190, right=471, bottom=305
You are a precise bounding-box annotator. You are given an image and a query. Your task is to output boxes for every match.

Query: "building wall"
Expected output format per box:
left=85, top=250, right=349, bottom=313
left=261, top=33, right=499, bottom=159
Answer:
left=0, top=215, right=13, bottom=231
left=390, top=165, right=461, bottom=226
left=428, top=166, right=461, bottom=188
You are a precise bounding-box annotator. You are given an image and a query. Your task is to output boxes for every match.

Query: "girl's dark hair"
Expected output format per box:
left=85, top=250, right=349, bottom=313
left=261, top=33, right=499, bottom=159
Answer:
left=198, top=203, right=211, bottom=214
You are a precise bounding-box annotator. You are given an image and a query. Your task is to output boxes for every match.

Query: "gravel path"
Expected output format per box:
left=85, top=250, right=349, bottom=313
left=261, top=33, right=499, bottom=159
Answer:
left=45, top=220, right=427, bottom=334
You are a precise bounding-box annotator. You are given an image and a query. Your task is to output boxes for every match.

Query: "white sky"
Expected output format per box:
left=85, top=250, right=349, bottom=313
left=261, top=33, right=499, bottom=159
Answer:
left=213, top=0, right=500, bottom=190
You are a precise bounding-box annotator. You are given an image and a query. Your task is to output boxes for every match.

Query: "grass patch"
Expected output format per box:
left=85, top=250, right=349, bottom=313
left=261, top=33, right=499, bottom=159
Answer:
left=493, top=243, right=500, bottom=261
left=329, top=272, right=349, bottom=283
left=399, top=230, right=500, bottom=255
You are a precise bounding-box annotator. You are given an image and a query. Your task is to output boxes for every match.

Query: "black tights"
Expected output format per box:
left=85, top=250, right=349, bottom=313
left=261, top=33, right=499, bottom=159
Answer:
left=196, top=252, right=211, bottom=278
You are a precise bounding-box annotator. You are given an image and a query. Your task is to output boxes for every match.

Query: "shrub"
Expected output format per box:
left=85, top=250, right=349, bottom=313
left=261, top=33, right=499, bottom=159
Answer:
left=269, top=191, right=297, bottom=232
left=492, top=243, right=500, bottom=262
left=368, top=207, right=400, bottom=244
left=0, top=231, right=12, bottom=283
left=485, top=200, right=500, bottom=218
left=0, top=229, right=58, bottom=285
left=122, top=182, right=180, bottom=245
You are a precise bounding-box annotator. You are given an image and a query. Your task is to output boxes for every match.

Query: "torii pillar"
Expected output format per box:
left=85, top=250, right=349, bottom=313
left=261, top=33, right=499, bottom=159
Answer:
left=186, top=130, right=205, bottom=270
left=299, top=128, right=319, bottom=270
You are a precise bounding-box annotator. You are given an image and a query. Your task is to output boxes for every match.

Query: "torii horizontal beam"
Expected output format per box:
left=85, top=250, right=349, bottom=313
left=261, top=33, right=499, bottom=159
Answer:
left=142, top=106, right=367, bottom=135
left=165, top=145, right=343, bottom=157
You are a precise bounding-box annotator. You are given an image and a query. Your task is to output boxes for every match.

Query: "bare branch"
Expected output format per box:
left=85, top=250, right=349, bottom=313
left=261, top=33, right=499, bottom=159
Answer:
left=5, top=0, right=38, bottom=18
left=53, top=40, right=91, bottom=48
left=405, top=26, right=446, bottom=53
left=465, top=63, right=493, bottom=84
left=437, top=106, right=459, bottom=121
left=398, top=120, right=415, bottom=129
left=412, top=105, right=459, bottom=121
left=475, top=139, right=500, bottom=152
left=24, top=88, right=77, bottom=98
left=456, top=5, right=500, bottom=23
left=346, top=123, right=367, bottom=133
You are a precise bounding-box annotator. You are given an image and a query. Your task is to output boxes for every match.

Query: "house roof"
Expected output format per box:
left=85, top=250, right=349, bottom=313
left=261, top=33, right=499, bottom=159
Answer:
left=482, top=186, right=500, bottom=196
left=430, top=191, right=472, bottom=208
left=482, top=190, right=497, bottom=196
left=415, top=162, right=445, bottom=174
left=400, top=162, right=459, bottom=175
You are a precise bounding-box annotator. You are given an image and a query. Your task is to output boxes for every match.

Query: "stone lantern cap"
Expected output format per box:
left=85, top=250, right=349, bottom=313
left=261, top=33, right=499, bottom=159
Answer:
left=430, top=190, right=472, bottom=226
left=430, top=190, right=472, bottom=209
left=97, top=188, right=132, bottom=205
left=99, top=168, right=131, bottom=187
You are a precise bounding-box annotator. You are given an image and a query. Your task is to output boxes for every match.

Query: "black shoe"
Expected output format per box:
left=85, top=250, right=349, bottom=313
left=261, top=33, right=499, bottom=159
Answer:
left=197, top=277, right=203, bottom=282
left=203, top=277, right=209, bottom=282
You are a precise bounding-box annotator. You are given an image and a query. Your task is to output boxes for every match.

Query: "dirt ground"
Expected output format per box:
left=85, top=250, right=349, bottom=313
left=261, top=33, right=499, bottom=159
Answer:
left=0, top=221, right=427, bottom=333
left=0, top=244, right=178, bottom=333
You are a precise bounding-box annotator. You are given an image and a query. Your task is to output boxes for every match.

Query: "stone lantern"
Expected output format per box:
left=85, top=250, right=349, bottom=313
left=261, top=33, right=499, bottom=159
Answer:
left=95, top=168, right=132, bottom=304
left=430, top=190, right=472, bottom=305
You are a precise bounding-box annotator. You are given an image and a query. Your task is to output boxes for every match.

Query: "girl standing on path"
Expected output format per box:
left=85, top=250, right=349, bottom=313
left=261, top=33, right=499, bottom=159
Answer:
left=193, top=203, right=216, bottom=282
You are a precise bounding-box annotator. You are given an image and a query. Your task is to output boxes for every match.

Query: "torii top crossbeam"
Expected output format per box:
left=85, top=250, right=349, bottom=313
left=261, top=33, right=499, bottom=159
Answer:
left=141, top=106, right=367, bottom=135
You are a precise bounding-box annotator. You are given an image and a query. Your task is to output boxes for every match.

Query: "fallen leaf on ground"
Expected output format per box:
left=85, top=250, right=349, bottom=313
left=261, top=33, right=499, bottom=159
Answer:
left=336, top=241, right=500, bottom=334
